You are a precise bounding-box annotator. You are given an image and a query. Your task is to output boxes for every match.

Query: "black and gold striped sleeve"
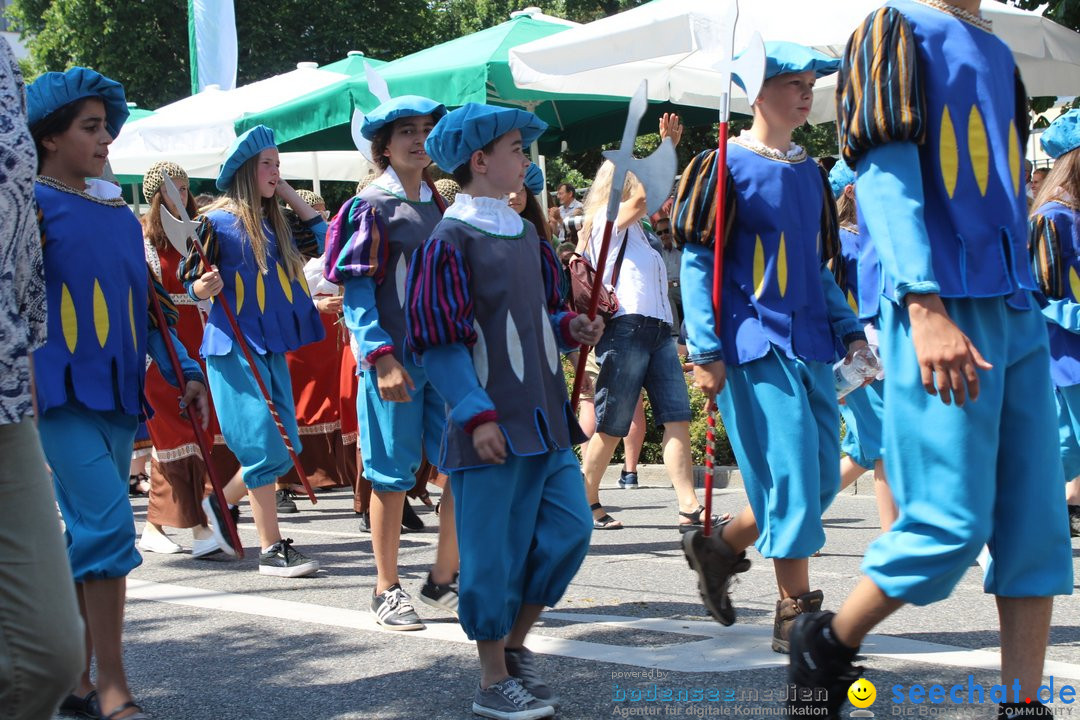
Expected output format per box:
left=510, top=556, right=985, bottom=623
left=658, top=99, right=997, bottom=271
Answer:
left=818, top=164, right=842, bottom=271
left=285, top=208, right=321, bottom=259
left=147, top=268, right=179, bottom=329
left=1030, top=213, right=1064, bottom=300
left=178, top=216, right=218, bottom=285
left=836, top=7, right=926, bottom=168
left=671, top=148, right=737, bottom=250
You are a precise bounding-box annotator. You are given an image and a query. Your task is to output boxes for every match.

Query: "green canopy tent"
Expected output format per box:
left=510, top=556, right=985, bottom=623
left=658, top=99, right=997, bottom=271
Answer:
left=235, top=10, right=720, bottom=161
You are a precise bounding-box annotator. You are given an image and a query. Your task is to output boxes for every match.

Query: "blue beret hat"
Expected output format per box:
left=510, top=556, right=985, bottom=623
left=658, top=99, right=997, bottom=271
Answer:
left=1041, top=108, right=1080, bottom=160
left=27, top=67, right=129, bottom=139
left=425, top=103, right=548, bottom=172
left=828, top=161, right=856, bottom=199
left=763, top=42, right=840, bottom=81
left=524, top=162, right=545, bottom=195
left=360, top=95, right=447, bottom=141
left=217, top=124, right=276, bottom=191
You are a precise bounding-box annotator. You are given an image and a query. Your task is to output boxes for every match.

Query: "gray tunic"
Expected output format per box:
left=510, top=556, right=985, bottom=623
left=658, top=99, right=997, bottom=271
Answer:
left=360, top=185, right=443, bottom=363
left=434, top=219, right=588, bottom=470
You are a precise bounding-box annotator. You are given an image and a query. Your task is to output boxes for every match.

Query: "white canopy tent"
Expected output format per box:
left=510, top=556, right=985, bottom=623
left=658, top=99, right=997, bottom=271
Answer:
left=509, top=0, right=1080, bottom=125
left=110, top=59, right=374, bottom=192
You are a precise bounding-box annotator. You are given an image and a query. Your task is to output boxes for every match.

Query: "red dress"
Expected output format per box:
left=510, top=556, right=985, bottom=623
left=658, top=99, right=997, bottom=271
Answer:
left=143, top=237, right=239, bottom=528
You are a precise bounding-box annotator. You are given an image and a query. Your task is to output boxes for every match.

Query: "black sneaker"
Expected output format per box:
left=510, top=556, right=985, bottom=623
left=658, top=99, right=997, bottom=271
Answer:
left=276, top=489, right=299, bottom=514
left=505, top=646, right=559, bottom=710
left=357, top=510, right=371, bottom=533
left=258, top=538, right=318, bottom=577
left=788, top=611, right=863, bottom=719
left=229, top=503, right=240, bottom=527
left=419, top=572, right=459, bottom=617
left=371, top=583, right=425, bottom=630
left=1000, top=701, right=1054, bottom=717
left=401, top=497, right=424, bottom=532
left=681, top=529, right=750, bottom=625
left=200, top=495, right=239, bottom=558
left=472, top=677, right=554, bottom=720
left=1068, top=505, right=1080, bottom=538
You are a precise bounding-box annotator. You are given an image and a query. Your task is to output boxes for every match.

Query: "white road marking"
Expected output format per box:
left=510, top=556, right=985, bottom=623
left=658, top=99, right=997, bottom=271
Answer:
left=125, top=579, right=1080, bottom=679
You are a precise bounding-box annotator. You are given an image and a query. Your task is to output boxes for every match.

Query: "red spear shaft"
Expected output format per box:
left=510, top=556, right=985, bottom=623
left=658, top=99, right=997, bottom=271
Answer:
left=146, top=276, right=244, bottom=557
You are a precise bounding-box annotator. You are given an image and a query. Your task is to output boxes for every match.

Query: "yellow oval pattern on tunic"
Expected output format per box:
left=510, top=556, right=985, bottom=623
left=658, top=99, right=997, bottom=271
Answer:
left=235, top=272, right=245, bottom=314
left=1008, top=123, right=1021, bottom=197
left=1070, top=266, right=1080, bottom=302
left=277, top=263, right=293, bottom=304
left=256, top=272, right=266, bottom=313
left=777, top=233, right=788, bottom=298
left=60, top=283, right=77, bottom=353
left=129, top=288, right=137, bottom=350
left=92, top=279, right=109, bottom=348
left=940, top=106, right=959, bottom=199
left=848, top=289, right=859, bottom=313
left=753, top=235, right=766, bottom=298
left=968, top=105, right=990, bottom=197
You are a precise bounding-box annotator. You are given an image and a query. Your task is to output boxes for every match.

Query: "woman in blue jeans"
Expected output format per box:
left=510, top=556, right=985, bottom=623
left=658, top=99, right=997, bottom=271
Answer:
left=578, top=115, right=726, bottom=532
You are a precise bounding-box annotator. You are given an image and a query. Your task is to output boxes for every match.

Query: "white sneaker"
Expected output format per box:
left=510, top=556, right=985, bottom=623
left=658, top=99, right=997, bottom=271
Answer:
left=191, top=535, right=224, bottom=558
left=138, top=530, right=183, bottom=554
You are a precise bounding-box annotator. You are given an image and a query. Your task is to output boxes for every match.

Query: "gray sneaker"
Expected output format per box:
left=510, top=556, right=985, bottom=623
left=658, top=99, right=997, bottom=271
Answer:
left=504, top=647, right=559, bottom=709
left=472, top=677, right=554, bottom=720
left=371, top=584, right=425, bottom=631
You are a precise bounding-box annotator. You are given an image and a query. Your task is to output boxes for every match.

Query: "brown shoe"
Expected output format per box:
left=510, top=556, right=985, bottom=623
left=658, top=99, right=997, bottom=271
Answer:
left=772, top=589, right=824, bottom=654
left=681, top=530, right=751, bottom=626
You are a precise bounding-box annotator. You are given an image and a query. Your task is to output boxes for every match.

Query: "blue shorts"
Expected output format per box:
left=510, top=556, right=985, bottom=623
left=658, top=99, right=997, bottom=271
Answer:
left=207, top=348, right=301, bottom=490
left=593, top=314, right=691, bottom=437
left=1056, top=384, right=1080, bottom=480
left=451, top=449, right=592, bottom=641
left=357, top=353, right=445, bottom=493
left=717, top=347, right=840, bottom=559
left=864, top=296, right=1073, bottom=604
left=840, top=379, right=885, bottom=469
left=38, top=404, right=142, bottom=582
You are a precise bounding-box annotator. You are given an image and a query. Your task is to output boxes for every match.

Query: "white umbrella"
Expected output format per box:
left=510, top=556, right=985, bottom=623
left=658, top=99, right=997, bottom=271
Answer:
left=110, top=60, right=375, bottom=188
left=510, top=0, right=1080, bottom=124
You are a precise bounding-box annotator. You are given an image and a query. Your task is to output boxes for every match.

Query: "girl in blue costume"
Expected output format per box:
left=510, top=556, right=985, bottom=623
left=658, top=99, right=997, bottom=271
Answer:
left=674, top=43, right=868, bottom=655
left=789, top=3, right=1072, bottom=718
left=180, top=125, right=326, bottom=578
left=325, top=96, right=461, bottom=630
left=29, top=67, right=209, bottom=720
left=408, top=103, right=603, bottom=720
left=1030, top=109, right=1080, bottom=538
left=828, top=161, right=897, bottom=532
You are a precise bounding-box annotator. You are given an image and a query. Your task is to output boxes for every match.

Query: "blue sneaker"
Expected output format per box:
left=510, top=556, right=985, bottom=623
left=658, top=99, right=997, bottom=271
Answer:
left=618, top=469, right=639, bottom=489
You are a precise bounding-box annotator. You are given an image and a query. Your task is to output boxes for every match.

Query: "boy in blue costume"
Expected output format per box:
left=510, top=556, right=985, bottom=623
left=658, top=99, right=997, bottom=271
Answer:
left=180, top=124, right=327, bottom=578
left=788, top=3, right=1073, bottom=718
left=324, top=95, right=460, bottom=630
left=829, top=161, right=896, bottom=531
left=29, top=66, right=209, bottom=720
left=1030, top=109, right=1080, bottom=537
left=674, top=42, right=867, bottom=655
left=408, top=103, right=603, bottom=720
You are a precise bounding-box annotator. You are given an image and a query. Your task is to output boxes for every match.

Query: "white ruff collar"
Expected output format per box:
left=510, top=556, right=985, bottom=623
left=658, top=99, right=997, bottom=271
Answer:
left=736, top=130, right=806, bottom=162
left=444, top=193, right=525, bottom=237
left=371, top=166, right=433, bottom=202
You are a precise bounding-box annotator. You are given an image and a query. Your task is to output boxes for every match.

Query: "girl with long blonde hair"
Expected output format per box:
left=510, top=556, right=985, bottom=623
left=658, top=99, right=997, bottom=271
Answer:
left=179, top=125, right=326, bottom=577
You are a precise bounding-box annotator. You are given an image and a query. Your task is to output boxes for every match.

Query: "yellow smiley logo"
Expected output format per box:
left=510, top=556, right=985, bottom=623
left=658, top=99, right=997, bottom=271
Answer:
left=848, top=678, right=876, bottom=709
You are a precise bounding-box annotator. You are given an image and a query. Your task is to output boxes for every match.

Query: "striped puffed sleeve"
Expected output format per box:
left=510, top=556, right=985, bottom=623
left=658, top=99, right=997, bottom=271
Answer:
left=324, top=197, right=387, bottom=284
left=836, top=7, right=926, bottom=168
left=1031, top=213, right=1065, bottom=300
left=147, top=269, right=179, bottom=329
left=406, top=238, right=478, bottom=353
left=818, top=164, right=842, bottom=269
left=178, top=216, right=219, bottom=287
left=671, top=148, right=737, bottom=250
left=538, top=237, right=566, bottom=313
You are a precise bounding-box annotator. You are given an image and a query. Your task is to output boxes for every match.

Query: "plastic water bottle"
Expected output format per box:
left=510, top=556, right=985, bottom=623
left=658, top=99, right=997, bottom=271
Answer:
left=834, top=346, right=881, bottom=399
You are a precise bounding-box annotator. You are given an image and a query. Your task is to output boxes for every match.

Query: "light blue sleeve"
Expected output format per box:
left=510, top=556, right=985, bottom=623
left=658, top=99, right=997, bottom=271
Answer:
left=146, top=326, right=204, bottom=388
left=855, top=142, right=939, bottom=301
left=1041, top=298, right=1080, bottom=334
left=422, top=343, right=496, bottom=429
left=310, top=218, right=327, bottom=255
left=343, top=275, right=394, bottom=364
left=820, top=265, right=866, bottom=344
left=679, top=243, right=724, bottom=364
